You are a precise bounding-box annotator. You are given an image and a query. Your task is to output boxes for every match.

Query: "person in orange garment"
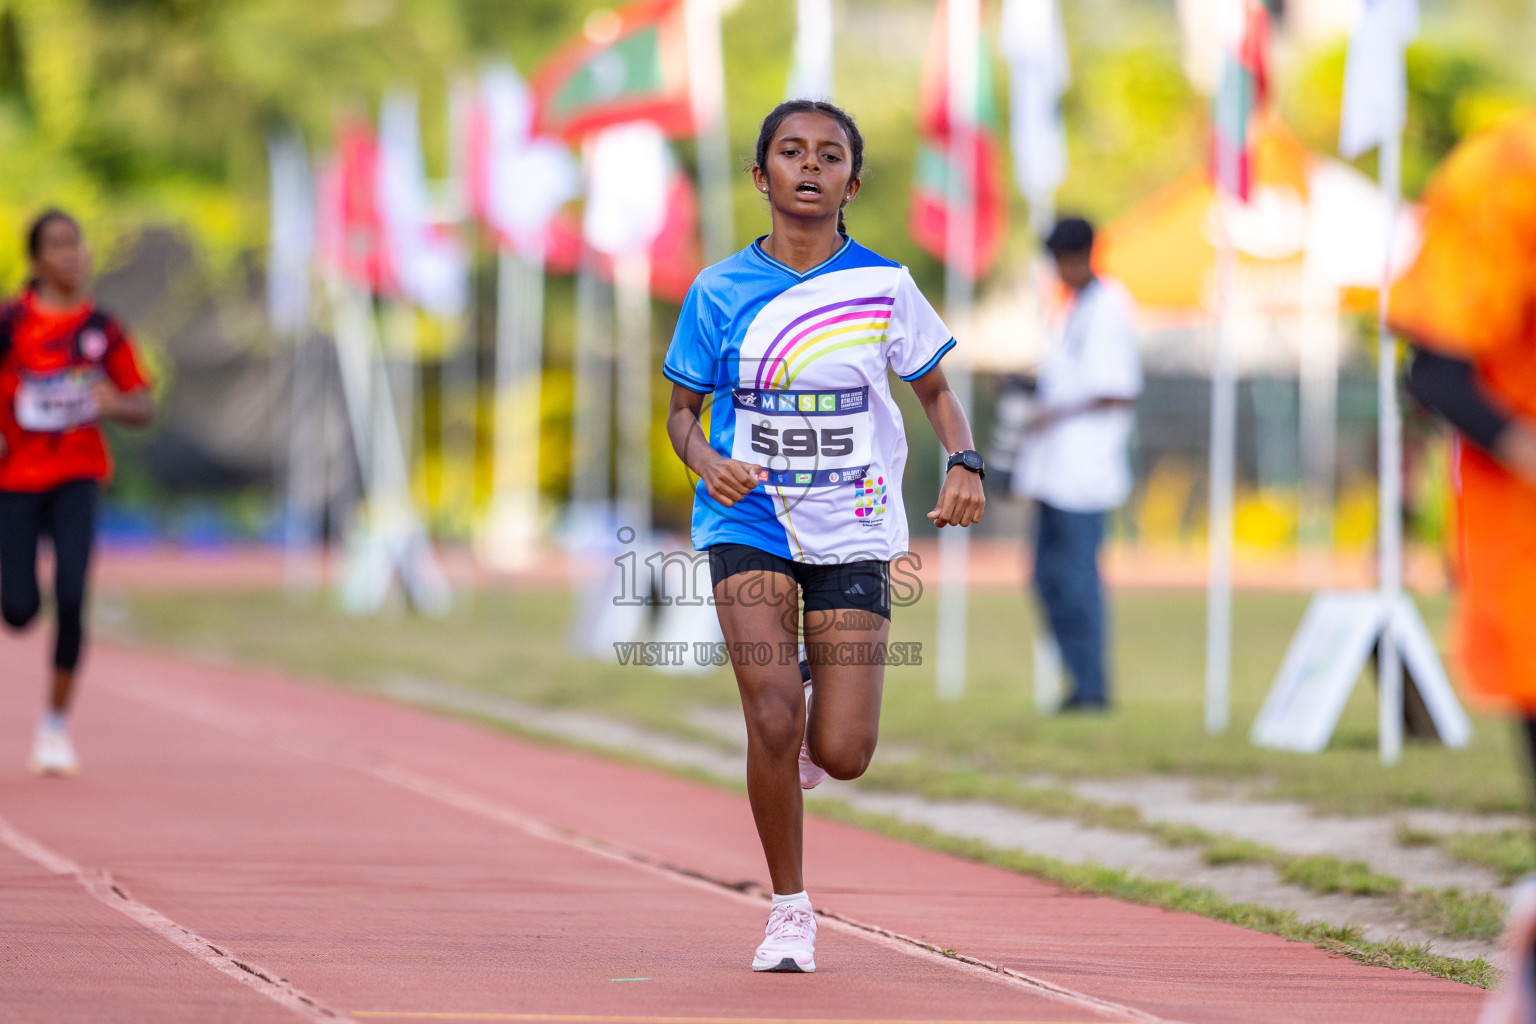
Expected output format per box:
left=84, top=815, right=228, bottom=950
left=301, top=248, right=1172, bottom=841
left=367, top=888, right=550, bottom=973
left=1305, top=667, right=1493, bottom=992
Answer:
left=1387, top=109, right=1536, bottom=1022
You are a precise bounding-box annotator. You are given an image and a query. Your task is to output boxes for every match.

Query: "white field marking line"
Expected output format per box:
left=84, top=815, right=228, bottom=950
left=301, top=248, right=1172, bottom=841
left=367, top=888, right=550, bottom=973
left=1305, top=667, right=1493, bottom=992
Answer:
left=106, top=678, right=1181, bottom=1024
left=350, top=1013, right=1122, bottom=1023
left=0, top=811, right=351, bottom=1022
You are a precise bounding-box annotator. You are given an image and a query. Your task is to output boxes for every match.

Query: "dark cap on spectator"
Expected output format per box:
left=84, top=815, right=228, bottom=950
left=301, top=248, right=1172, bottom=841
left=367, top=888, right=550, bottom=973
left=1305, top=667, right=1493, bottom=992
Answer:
left=1044, top=216, right=1094, bottom=255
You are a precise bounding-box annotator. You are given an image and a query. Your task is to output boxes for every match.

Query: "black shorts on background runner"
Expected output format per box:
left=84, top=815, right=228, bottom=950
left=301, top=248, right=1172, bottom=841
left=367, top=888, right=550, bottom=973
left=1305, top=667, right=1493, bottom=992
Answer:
left=707, top=543, right=891, bottom=619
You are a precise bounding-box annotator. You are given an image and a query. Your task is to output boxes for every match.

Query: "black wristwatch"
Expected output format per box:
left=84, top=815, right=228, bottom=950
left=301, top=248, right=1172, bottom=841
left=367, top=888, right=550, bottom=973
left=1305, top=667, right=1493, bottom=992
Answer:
left=946, top=449, right=985, bottom=480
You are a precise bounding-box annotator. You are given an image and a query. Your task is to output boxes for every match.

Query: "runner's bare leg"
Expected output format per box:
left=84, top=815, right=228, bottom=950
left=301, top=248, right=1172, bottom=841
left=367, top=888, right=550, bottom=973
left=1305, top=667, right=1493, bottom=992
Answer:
left=49, top=668, right=76, bottom=714
left=714, top=569, right=805, bottom=895
left=802, top=607, right=888, bottom=780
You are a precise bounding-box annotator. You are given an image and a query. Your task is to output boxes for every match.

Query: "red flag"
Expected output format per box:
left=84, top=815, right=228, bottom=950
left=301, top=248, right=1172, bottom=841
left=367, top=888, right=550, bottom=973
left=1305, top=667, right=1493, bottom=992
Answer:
left=530, top=0, right=694, bottom=144
left=1210, top=0, right=1273, bottom=202
left=907, top=0, right=1008, bottom=279
left=544, top=168, right=702, bottom=305
left=647, top=169, right=705, bottom=303
left=316, top=119, right=393, bottom=293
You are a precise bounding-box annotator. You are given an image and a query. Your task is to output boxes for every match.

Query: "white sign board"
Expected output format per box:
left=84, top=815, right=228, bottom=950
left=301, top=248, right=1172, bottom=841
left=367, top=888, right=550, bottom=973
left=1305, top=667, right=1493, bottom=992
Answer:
left=1251, top=590, right=1470, bottom=754
left=1387, top=596, right=1471, bottom=748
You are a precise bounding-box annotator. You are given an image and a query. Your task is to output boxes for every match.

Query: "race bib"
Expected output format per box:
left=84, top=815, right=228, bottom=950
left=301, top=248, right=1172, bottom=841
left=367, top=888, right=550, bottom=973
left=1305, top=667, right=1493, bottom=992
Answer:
left=15, top=369, right=101, bottom=432
left=730, top=386, right=871, bottom=487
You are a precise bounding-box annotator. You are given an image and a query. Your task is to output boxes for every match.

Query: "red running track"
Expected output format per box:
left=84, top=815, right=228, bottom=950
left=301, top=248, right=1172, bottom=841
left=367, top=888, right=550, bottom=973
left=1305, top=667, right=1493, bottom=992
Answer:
left=0, top=634, right=1486, bottom=1024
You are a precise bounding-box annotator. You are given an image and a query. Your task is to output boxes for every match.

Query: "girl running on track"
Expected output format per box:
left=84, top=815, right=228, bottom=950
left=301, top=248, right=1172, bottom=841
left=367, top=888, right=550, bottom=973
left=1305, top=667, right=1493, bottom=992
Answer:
left=0, top=210, right=154, bottom=775
left=664, top=100, right=985, bottom=973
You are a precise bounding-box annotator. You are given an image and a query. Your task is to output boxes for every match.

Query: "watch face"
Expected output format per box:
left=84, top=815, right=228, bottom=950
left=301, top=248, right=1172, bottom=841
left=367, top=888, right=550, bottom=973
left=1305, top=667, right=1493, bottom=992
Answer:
left=961, top=450, right=983, bottom=471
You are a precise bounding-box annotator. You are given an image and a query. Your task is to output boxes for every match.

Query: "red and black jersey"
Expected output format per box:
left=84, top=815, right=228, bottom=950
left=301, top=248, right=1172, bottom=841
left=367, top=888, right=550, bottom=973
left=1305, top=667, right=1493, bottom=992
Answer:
left=0, top=289, right=150, bottom=492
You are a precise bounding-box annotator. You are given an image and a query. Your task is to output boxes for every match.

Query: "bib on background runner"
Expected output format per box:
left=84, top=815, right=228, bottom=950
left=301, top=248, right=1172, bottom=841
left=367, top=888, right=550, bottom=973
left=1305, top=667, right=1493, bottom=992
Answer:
left=15, top=368, right=103, bottom=432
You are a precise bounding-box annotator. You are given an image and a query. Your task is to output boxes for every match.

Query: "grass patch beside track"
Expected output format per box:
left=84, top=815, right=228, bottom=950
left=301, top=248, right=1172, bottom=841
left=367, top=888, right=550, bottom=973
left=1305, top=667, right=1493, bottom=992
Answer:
left=100, top=585, right=1531, bottom=816
left=1441, top=829, right=1536, bottom=886
left=1401, top=888, right=1509, bottom=943
left=862, top=758, right=1491, bottom=938
left=808, top=800, right=1502, bottom=988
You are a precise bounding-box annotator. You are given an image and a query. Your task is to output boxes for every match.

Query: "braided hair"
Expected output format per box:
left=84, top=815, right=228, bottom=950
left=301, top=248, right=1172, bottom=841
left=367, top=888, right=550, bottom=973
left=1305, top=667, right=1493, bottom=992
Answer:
left=753, top=100, right=865, bottom=235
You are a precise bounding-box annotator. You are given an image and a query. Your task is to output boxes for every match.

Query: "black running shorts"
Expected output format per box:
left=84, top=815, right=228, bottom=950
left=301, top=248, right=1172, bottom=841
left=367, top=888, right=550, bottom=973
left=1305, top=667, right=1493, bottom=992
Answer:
left=706, top=543, right=891, bottom=619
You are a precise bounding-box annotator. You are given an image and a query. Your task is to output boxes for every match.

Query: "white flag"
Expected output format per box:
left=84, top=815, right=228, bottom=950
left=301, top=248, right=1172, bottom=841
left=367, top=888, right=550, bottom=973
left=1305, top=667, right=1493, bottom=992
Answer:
left=1339, top=0, right=1418, bottom=159
left=477, top=65, right=579, bottom=257
left=786, top=0, right=834, bottom=101
left=1001, top=0, right=1070, bottom=208
left=1174, top=0, right=1222, bottom=94
left=583, top=122, right=672, bottom=258
left=267, top=132, right=314, bottom=336
left=377, top=92, right=469, bottom=318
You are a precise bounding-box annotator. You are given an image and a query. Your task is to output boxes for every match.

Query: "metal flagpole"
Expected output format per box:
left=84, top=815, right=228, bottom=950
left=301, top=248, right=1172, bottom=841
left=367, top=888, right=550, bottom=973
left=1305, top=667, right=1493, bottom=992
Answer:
left=267, top=131, right=320, bottom=594
left=441, top=301, right=478, bottom=544
left=1296, top=258, right=1339, bottom=586
left=1205, top=219, right=1237, bottom=735
left=1203, top=0, right=1244, bottom=735
left=1026, top=198, right=1064, bottom=711
left=380, top=301, right=418, bottom=495
left=614, top=252, right=653, bottom=542
left=571, top=242, right=614, bottom=528
left=487, top=241, right=548, bottom=568
left=936, top=0, right=979, bottom=701
left=324, top=275, right=377, bottom=496
left=1377, top=130, right=1404, bottom=765
left=283, top=328, right=326, bottom=595
left=442, top=86, right=474, bottom=546
left=786, top=0, right=835, bottom=101
left=686, top=0, right=735, bottom=262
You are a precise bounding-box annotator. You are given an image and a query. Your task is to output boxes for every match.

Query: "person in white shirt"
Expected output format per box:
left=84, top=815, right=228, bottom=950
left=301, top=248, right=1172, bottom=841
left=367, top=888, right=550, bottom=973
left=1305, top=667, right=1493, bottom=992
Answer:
left=1013, top=217, right=1142, bottom=711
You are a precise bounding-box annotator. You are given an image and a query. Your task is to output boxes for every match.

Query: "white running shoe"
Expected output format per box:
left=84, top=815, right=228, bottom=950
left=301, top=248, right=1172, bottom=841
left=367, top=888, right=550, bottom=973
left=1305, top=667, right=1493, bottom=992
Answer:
left=753, top=902, right=817, bottom=972
left=28, top=723, right=79, bottom=776
left=797, top=662, right=826, bottom=790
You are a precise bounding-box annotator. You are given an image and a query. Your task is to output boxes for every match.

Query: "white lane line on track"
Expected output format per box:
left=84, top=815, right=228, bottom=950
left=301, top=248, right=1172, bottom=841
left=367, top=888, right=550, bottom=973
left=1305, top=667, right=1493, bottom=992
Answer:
left=351, top=1014, right=1120, bottom=1022
left=0, top=811, right=352, bottom=1023
left=107, top=678, right=1183, bottom=1024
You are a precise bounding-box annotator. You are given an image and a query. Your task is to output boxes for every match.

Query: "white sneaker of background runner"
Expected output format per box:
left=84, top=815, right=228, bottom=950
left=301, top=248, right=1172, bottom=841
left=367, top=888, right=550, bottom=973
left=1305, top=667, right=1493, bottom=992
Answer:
left=798, top=674, right=827, bottom=790
left=29, top=722, right=79, bottom=775
left=752, top=901, right=817, bottom=972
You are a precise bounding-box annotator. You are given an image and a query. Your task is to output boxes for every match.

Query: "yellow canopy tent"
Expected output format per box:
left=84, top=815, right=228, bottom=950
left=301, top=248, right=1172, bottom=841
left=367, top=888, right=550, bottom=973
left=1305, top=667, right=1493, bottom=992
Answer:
left=1096, top=115, right=1416, bottom=323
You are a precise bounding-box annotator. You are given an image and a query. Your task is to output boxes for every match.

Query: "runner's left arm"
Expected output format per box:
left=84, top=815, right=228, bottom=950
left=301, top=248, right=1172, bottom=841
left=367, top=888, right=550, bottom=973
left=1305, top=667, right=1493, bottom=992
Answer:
left=94, top=384, right=153, bottom=427
left=908, top=366, right=984, bottom=529
left=92, top=319, right=154, bottom=428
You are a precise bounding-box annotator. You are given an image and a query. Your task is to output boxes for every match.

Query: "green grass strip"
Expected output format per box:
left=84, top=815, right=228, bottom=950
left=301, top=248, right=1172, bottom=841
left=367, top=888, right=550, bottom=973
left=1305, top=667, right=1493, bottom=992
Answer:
left=1442, top=829, right=1536, bottom=886
left=807, top=799, right=1501, bottom=989
left=865, top=760, right=1506, bottom=937
left=1401, top=888, right=1511, bottom=943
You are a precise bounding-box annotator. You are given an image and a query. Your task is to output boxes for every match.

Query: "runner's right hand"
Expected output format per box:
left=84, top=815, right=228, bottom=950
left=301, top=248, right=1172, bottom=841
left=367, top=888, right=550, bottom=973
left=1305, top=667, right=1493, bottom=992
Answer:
left=699, top=455, right=761, bottom=507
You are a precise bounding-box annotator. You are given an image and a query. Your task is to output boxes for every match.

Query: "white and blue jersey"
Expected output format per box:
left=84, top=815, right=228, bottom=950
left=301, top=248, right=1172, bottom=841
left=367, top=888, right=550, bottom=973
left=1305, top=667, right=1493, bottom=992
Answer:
left=664, top=236, right=955, bottom=563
